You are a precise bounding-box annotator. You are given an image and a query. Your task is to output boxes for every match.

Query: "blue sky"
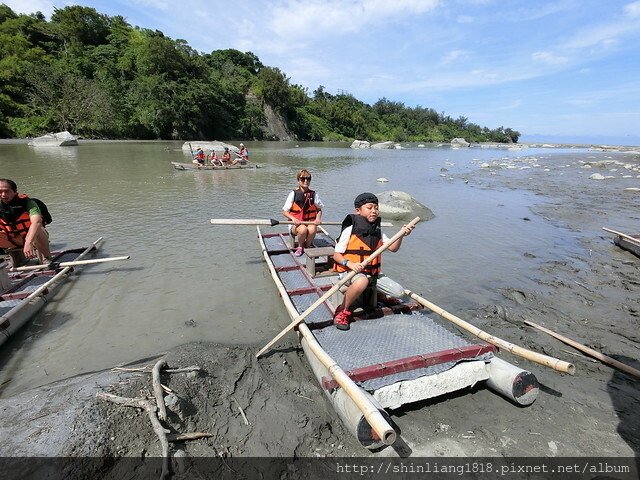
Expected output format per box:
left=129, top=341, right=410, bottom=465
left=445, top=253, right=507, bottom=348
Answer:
left=5, top=0, right=640, bottom=145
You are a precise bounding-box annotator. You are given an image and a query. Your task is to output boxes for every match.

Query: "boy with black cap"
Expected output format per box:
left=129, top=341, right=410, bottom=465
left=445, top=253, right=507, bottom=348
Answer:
left=332, top=192, right=414, bottom=330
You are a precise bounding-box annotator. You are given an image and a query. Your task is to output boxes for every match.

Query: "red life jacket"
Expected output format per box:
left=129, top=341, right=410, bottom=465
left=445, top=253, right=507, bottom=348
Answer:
left=289, top=188, right=318, bottom=221
left=333, top=214, right=383, bottom=277
left=0, top=193, right=48, bottom=240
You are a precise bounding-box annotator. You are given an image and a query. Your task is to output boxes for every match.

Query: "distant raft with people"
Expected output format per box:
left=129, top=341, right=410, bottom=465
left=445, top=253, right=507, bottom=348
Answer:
left=171, top=161, right=259, bottom=171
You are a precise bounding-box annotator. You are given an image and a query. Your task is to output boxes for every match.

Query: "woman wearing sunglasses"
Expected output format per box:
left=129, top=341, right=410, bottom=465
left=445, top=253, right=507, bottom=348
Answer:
left=282, top=169, right=324, bottom=256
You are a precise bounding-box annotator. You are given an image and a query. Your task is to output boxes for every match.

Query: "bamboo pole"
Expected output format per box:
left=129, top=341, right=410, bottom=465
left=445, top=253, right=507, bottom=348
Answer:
left=210, top=218, right=394, bottom=227
left=602, top=227, right=640, bottom=244
left=10, top=255, right=130, bottom=272
left=0, top=237, right=103, bottom=329
left=298, top=323, right=396, bottom=445
left=256, top=217, right=420, bottom=358
left=524, top=320, right=640, bottom=379
left=256, top=227, right=396, bottom=445
left=404, top=290, right=575, bottom=375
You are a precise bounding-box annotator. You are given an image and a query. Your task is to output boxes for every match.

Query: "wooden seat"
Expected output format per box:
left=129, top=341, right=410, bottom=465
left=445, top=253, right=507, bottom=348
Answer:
left=304, top=246, right=335, bottom=277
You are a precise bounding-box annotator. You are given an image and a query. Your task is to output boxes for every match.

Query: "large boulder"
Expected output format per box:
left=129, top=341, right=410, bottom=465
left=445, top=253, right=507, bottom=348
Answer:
left=371, top=141, right=399, bottom=149
left=350, top=140, right=370, bottom=149
left=181, top=141, right=239, bottom=155
left=377, top=191, right=435, bottom=222
left=28, top=131, right=78, bottom=147
left=450, top=137, right=470, bottom=148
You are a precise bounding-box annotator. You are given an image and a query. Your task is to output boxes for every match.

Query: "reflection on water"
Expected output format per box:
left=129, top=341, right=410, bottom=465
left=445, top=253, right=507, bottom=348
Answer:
left=0, top=141, right=592, bottom=396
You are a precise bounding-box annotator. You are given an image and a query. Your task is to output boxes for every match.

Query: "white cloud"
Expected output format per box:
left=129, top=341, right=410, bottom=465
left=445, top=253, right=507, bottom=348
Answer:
left=269, top=0, right=439, bottom=40
left=442, top=49, right=470, bottom=63
left=531, top=51, right=569, bottom=65
left=624, top=1, right=640, bottom=18
left=563, top=3, right=640, bottom=50
left=456, top=15, right=474, bottom=23
left=3, top=0, right=57, bottom=17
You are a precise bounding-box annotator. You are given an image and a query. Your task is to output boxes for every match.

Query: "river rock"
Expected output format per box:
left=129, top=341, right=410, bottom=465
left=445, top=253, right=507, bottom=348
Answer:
left=371, top=141, right=397, bottom=149
left=450, top=137, right=470, bottom=148
left=350, top=140, right=370, bottom=149
left=377, top=191, right=435, bottom=222
left=181, top=141, right=239, bottom=155
left=28, top=131, right=78, bottom=147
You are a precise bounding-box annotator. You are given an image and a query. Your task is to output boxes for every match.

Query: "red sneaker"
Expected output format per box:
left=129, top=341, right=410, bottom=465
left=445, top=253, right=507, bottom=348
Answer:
left=333, top=308, right=352, bottom=331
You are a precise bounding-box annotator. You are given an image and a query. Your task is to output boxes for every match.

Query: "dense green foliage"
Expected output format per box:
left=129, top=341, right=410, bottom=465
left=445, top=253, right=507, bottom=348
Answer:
left=0, top=4, right=519, bottom=143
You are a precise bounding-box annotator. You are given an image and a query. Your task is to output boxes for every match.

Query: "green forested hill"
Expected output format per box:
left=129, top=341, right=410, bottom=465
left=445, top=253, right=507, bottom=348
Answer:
left=0, top=4, right=520, bottom=143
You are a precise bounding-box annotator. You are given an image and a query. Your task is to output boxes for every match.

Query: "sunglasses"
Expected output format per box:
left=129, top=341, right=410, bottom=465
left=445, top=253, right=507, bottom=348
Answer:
left=299, top=176, right=311, bottom=181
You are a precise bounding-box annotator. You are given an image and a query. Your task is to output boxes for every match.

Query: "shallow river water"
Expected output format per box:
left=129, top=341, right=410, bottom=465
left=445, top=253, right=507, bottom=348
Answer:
left=0, top=141, right=609, bottom=396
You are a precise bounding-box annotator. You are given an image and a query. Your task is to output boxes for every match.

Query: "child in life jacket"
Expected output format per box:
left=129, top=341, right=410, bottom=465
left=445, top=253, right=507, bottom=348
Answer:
left=332, top=192, right=414, bottom=330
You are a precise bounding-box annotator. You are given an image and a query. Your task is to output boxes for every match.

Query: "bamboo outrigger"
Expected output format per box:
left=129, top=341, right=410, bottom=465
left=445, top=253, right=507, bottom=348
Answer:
left=603, top=227, right=640, bottom=258
left=0, top=238, right=129, bottom=347
left=256, top=224, right=564, bottom=448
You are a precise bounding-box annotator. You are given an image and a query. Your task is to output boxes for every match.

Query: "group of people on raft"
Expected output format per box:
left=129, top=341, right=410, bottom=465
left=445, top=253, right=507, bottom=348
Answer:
left=0, top=178, right=52, bottom=268
left=192, top=144, right=249, bottom=167
left=282, top=169, right=414, bottom=331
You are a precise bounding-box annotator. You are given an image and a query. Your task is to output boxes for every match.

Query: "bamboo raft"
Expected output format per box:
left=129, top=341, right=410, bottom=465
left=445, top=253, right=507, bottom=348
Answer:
left=257, top=226, right=543, bottom=449
left=171, top=161, right=259, bottom=171
left=603, top=227, right=640, bottom=258
left=0, top=238, right=125, bottom=347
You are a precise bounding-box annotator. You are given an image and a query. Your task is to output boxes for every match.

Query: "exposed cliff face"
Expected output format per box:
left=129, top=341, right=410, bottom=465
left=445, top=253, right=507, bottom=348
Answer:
left=262, top=102, right=294, bottom=141
left=246, top=93, right=295, bottom=141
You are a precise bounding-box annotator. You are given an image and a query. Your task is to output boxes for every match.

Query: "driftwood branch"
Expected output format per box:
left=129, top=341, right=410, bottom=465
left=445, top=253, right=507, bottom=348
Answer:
left=167, top=432, right=212, bottom=442
left=232, top=398, right=249, bottom=425
left=96, top=392, right=170, bottom=480
left=152, top=359, right=168, bottom=421
left=112, top=365, right=201, bottom=374
left=98, top=360, right=205, bottom=479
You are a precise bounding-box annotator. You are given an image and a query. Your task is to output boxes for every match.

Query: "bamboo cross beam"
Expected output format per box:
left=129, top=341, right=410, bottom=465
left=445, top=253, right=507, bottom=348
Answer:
left=210, top=218, right=394, bottom=227
left=256, top=217, right=420, bottom=358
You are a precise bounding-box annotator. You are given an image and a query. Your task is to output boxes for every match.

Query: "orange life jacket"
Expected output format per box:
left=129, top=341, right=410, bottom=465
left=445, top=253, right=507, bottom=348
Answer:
left=333, top=214, right=382, bottom=277
left=289, top=188, right=318, bottom=221
left=0, top=193, right=39, bottom=240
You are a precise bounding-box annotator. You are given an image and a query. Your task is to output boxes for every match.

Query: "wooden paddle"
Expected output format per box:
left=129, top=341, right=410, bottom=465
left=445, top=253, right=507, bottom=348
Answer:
left=525, top=320, right=640, bottom=379
left=256, top=217, right=420, bottom=358
left=210, top=218, right=394, bottom=227
left=602, top=227, right=640, bottom=244
left=10, top=255, right=130, bottom=272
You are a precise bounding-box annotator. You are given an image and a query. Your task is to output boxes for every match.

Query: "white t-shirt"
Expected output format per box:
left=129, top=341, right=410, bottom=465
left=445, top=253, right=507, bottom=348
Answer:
left=335, top=224, right=390, bottom=254
left=282, top=190, right=324, bottom=212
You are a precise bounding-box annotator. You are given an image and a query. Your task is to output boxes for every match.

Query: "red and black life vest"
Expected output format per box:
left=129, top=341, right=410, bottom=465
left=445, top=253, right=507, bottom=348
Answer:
left=333, top=214, right=383, bottom=277
left=289, top=188, right=318, bottom=221
left=0, top=194, right=51, bottom=240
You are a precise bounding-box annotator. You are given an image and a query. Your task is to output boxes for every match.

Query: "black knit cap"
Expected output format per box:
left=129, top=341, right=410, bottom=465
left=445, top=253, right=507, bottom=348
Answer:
left=354, top=192, right=378, bottom=208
